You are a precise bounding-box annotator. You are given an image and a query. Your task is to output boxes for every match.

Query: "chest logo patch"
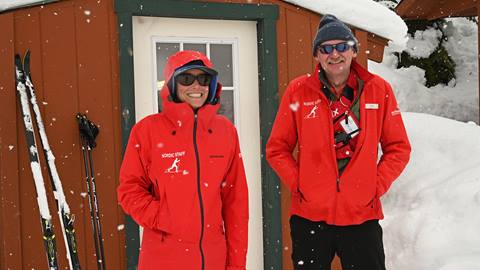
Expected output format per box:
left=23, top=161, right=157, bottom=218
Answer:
left=303, top=99, right=321, bottom=119
left=163, top=151, right=188, bottom=175
left=305, top=105, right=318, bottom=119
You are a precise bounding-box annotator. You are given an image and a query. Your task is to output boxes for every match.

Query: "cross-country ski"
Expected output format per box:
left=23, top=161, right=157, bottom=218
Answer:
left=15, top=51, right=81, bottom=270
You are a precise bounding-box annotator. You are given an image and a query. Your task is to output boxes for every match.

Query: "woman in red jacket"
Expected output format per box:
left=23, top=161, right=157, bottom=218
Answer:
left=118, top=50, right=249, bottom=270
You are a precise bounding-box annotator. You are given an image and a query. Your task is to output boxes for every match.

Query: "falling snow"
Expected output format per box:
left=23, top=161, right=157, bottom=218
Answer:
left=289, top=102, right=300, bottom=112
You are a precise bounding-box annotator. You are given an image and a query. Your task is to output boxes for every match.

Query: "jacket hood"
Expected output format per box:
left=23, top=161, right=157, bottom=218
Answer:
left=163, top=50, right=222, bottom=105
left=160, top=50, right=223, bottom=130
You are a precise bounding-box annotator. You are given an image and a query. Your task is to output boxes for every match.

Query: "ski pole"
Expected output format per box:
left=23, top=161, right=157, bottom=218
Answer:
left=76, top=114, right=106, bottom=270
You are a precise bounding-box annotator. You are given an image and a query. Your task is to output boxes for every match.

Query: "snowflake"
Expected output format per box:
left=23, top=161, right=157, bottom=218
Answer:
left=289, top=102, right=300, bottom=112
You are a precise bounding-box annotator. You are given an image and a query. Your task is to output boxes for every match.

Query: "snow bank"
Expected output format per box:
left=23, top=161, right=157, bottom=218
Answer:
left=382, top=112, right=480, bottom=270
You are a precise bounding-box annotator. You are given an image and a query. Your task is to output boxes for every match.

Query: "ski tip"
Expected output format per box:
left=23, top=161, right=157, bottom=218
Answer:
left=24, top=50, right=31, bottom=76
left=14, top=54, right=24, bottom=80
left=14, top=54, right=22, bottom=67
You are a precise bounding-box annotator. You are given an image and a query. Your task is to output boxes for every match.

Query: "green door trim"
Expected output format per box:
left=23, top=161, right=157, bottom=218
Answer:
left=115, top=1, right=281, bottom=269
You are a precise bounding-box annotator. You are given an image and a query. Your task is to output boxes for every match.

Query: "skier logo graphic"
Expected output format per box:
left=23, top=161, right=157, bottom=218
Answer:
left=166, top=158, right=181, bottom=173
left=305, top=105, right=318, bottom=119
left=331, top=108, right=340, bottom=117
left=162, top=151, right=188, bottom=175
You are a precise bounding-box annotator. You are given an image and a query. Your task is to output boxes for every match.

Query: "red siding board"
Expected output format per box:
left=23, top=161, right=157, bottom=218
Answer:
left=285, top=9, right=313, bottom=81
left=75, top=0, right=123, bottom=268
left=0, top=0, right=125, bottom=269
left=0, top=11, right=23, bottom=270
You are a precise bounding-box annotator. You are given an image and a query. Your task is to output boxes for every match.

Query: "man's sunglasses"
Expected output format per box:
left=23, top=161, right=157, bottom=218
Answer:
left=176, top=73, right=212, bottom=86
left=318, top=42, right=353, bottom=54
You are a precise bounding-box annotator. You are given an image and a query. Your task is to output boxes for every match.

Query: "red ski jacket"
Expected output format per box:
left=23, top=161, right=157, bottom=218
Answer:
left=266, top=61, right=411, bottom=226
left=118, top=51, right=248, bottom=270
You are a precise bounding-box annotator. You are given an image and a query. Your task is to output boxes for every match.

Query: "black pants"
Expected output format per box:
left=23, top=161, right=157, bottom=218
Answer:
left=290, top=215, right=386, bottom=270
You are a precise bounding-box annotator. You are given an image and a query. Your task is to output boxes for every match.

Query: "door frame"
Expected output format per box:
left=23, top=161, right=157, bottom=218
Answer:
left=115, top=1, right=281, bottom=269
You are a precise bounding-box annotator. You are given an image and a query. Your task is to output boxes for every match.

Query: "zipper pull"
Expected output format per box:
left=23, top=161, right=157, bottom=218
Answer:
left=336, top=178, right=340, bottom=192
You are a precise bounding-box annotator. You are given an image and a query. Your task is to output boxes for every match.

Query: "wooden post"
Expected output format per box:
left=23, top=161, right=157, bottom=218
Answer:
left=354, top=29, right=369, bottom=68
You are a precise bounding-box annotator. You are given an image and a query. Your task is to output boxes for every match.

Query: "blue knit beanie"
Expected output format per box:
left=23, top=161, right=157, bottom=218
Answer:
left=312, top=14, right=358, bottom=56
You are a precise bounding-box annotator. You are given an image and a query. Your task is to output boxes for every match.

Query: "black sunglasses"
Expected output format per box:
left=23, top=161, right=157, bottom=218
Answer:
left=318, top=42, right=353, bottom=54
left=176, top=73, right=212, bottom=86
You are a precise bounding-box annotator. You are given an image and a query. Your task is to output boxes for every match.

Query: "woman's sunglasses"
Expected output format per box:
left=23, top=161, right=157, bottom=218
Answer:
left=318, top=42, right=353, bottom=54
left=176, top=73, right=212, bottom=86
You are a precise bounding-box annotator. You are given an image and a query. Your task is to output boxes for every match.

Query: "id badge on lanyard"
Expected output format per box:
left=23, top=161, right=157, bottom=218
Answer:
left=339, top=114, right=359, bottom=138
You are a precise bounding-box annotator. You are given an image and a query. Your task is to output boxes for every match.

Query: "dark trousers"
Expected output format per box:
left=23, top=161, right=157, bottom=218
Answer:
left=290, top=215, right=386, bottom=270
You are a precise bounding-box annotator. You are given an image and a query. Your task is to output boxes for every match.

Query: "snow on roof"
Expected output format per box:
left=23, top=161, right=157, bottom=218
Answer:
left=1, top=0, right=407, bottom=50
left=282, top=0, right=408, bottom=51
left=0, top=0, right=58, bottom=13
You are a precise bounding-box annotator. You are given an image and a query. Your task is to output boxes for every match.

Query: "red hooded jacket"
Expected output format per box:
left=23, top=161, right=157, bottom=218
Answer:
left=266, top=61, right=411, bottom=226
left=118, top=51, right=249, bottom=270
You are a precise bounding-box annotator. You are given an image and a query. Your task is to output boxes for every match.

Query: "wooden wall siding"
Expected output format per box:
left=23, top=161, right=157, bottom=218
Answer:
left=367, top=34, right=388, bottom=63
left=0, top=11, right=23, bottom=270
left=0, top=0, right=124, bottom=269
left=354, top=30, right=368, bottom=67
left=396, top=0, right=477, bottom=20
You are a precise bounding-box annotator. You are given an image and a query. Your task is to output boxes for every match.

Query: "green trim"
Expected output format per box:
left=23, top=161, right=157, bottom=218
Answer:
left=115, top=1, right=281, bottom=269
left=117, top=11, right=139, bottom=270
left=257, top=17, right=283, bottom=270
left=115, top=0, right=278, bottom=20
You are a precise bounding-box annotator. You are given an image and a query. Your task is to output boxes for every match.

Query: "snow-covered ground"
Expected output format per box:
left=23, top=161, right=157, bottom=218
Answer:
left=370, top=17, right=480, bottom=270
left=381, top=113, right=480, bottom=270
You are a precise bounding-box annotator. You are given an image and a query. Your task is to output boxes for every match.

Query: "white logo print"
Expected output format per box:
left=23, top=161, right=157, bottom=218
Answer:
left=305, top=105, right=318, bottom=119
left=163, top=151, right=188, bottom=175
left=331, top=108, right=339, bottom=117
left=166, top=158, right=181, bottom=173
left=303, top=99, right=321, bottom=119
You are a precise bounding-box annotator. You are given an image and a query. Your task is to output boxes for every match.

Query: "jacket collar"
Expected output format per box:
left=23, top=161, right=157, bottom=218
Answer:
left=160, top=86, right=220, bottom=131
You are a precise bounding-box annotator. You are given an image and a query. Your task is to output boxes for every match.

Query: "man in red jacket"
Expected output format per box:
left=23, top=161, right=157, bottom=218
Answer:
left=266, top=14, right=411, bottom=270
left=118, top=50, right=249, bottom=270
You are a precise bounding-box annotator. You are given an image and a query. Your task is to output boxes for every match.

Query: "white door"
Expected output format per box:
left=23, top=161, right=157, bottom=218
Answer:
left=132, top=16, right=263, bottom=269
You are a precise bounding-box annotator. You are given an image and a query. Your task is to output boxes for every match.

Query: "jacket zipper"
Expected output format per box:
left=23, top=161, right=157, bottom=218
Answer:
left=334, top=79, right=365, bottom=194
left=193, top=113, right=205, bottom=270
left=319, top=86, right=341, bottom=223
